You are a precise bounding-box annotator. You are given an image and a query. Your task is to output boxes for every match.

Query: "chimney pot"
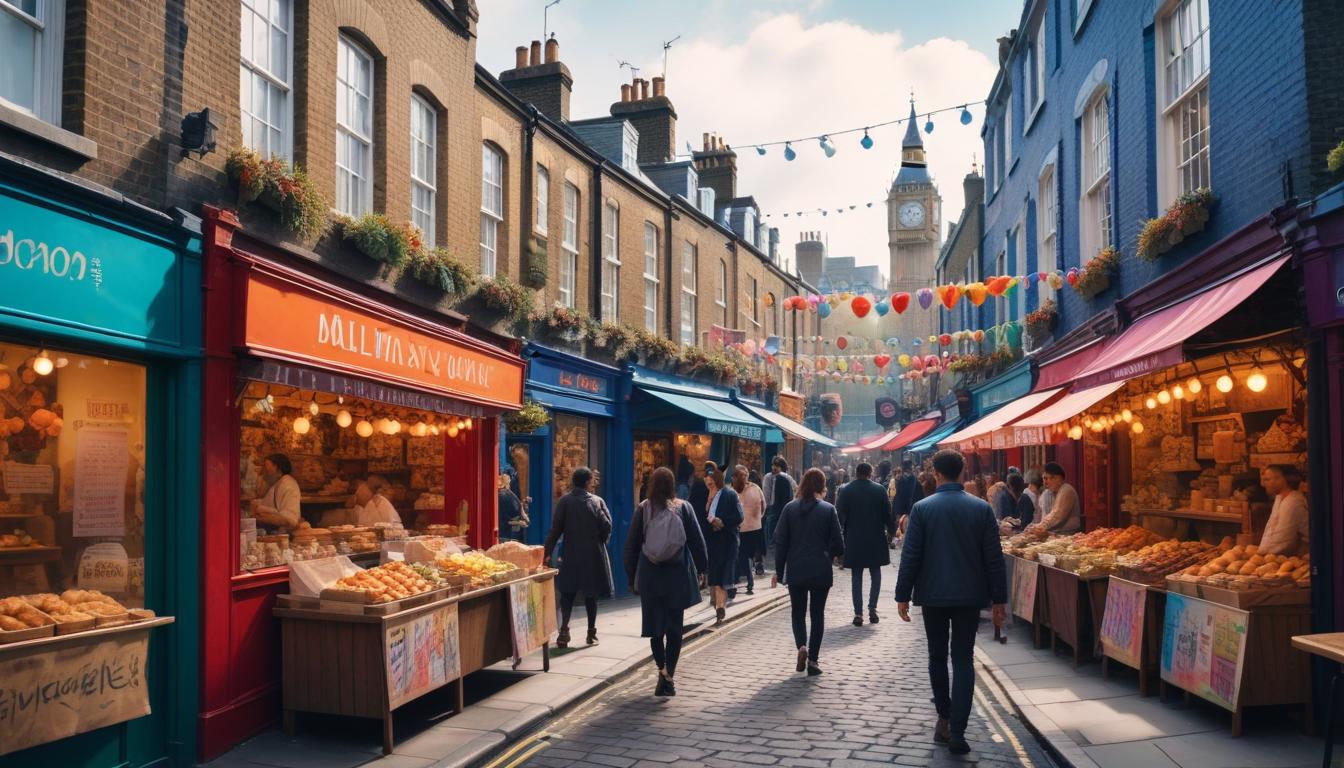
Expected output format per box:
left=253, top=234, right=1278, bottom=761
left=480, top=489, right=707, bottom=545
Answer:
left=703, top=132, right=710, bottom=151
left=620, top=83, right=632, bottom=103
left=652, top=76, right=665, bottom=97
left=639, top=79, right=649, bottom=100
left=514, top=46, right=528, bottom=69
left=529, top=40, right=542, bottom=66
left=544, top=37, right=559, bottom=64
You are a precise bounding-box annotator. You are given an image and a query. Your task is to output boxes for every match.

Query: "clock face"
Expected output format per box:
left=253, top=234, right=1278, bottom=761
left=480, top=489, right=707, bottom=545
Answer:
left=899, top=201, right=925, bottom=228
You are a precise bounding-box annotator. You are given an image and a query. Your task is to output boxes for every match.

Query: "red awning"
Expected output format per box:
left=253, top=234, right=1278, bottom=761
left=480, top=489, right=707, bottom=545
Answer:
left=841, top=427, right=903, bottom=454
left=997, top=381, right=1127, bottom=447
left=878, top=418, right=940, bottom=452
left=938, top=388, right=1065, bottom=451
left=1034, top=338, right=1108, bottom=391
left=1069, top=255, right=1289, bottom=391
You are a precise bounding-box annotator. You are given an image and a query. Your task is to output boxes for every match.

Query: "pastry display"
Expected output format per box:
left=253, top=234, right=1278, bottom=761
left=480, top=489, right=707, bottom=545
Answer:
left=329, top=561, right=434, bottom=603
left=0, top=529, right=39, bottom=548
left=435, top=552, right=517, bottom=588
left=1121, top=484, right=1171, bottom=513
left=1254, top=415, right=1306, bottom=453
left=486, top=541, right=546, bottom=571
left=1160, top=435, right=1197, bottom=468
left=22, top=593, right=96, bottom=625
left=414, top=493, right=446, bottom=511
left=318, top=477, right=350, bottom=497
left=1176, top=546, right=1310, bottom=587
left=0, top=596, right=53, bottom=631
left=1115, top=539, right=1219, bottom=581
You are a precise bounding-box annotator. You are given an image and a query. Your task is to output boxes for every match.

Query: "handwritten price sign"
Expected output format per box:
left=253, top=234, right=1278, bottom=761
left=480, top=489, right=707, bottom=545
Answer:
left=1099, top=578, right=1146, bottom=669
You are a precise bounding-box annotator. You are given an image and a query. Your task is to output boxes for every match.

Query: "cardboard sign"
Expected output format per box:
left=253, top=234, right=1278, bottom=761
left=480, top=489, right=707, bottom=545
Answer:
left=1, top=462, right=54, bottom=495
left=384, top=603, right=460, bottom=709
left=509, top=578, right=558, bottom=659
left=1100, top=578, right=1148, bottom=669
left=1010, top=557, right=1039, bottom=623
left=1160, top=592, right=1249, bottom=711
left=0, top=629, right=152, bottom=756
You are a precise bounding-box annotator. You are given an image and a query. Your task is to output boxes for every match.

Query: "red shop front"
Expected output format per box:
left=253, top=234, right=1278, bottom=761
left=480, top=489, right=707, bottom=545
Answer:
left=196, top=208, right=523, bottom=759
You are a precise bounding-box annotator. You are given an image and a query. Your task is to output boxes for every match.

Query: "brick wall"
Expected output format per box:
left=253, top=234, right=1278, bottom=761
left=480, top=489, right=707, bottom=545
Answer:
left=597, top=173, right=667, bottom=331
left=532, top=130, right=594, bottom=314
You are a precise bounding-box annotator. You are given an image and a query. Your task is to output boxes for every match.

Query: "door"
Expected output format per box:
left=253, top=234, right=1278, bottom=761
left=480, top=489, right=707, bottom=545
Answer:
left=505, top=434, right=548, bottom=545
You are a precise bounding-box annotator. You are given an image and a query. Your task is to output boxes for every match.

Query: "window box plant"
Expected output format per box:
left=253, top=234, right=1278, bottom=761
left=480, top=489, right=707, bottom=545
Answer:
left=403, top=247, right=477, bottom=296
left=1330, top=139, right=1344, bottom=173
left=537, top=305, right=592, bottom=343
left=225, top=148, right=328, bottom=240
left=1024, top=299, right=1058, bottom=344
left=476, top=273, right=535, bottom=325
left=341, top=213, right=418, bottom=268
left=1071, top=246, right=1120, bottom=299
left=1137, top=188, right=1216, bottom=261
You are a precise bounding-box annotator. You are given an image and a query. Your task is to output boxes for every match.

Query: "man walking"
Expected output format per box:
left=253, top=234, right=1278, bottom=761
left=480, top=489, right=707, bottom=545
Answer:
left=891, top=459, right=923, bottom=545
left=895, top=449, right=1007, bottom=756
left=835, top=462, right=893, bottom=625
left=763, top=457, right=797, bottom=568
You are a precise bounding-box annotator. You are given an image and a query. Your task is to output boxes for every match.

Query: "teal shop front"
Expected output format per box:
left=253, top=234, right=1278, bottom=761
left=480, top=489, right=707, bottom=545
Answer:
left=0, top=160, right=202, bottom=767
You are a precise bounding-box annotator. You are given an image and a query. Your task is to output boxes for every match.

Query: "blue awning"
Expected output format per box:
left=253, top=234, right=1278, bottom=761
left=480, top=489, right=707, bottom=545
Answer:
left=739, top=402, right=841, bottom=448
left=905, top=419, right=964, bottom=453
left=635, top=387, right=784, bottom=443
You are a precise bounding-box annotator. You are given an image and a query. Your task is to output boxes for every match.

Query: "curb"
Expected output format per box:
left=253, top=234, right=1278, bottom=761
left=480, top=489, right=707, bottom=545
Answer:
left=974, top=645, right=1101, bottom=768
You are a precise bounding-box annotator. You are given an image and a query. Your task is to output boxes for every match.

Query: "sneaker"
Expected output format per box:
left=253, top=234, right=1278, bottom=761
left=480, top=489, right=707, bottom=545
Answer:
left=853, top=615, right=863, bottom=627
left=556, top=627, right=571, bottom=649
left=796, top=646, right=808, bottom=672
left=934, top=717, right=950, bottom=744
left=806, top=663, right=823, bottom=677
left=746, top=587, right=754, bottom=595
left=868, top=609, right=880, bottom=625
left=948, top=736, right=970, bottom=755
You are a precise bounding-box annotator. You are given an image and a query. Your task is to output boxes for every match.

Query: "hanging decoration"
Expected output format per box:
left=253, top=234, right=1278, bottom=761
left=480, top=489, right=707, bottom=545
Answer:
left=938, top=284, right=960, bottom=310
left=891, top=292, right=911, bottom=314
left=965, top=282, right=988, bottom=306
left=916, top=288, right=934, bottom=310
left=738, top=99, right=985, bottom=165
left=835, top=335, right=848, bottom=350
left=873, top=297, right=890, bottom=316
left=850, top=295, right=872, bottom=318
left=873, top=354, right=891, bottom=371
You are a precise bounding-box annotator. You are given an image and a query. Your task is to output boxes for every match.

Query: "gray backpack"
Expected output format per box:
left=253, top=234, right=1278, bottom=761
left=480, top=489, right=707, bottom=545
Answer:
left=641, top=499, right=687, bottom=564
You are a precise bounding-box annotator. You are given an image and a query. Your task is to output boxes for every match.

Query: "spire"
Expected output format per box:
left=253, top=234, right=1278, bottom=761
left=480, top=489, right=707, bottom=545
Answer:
left=902, top=96, right=923, bottom=150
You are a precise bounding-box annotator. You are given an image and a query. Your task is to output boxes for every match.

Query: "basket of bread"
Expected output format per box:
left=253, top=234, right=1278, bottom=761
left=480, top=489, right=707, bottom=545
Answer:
left=320, top=561, right=439, bottom=613
left=0, top=596, right=55, bottom=642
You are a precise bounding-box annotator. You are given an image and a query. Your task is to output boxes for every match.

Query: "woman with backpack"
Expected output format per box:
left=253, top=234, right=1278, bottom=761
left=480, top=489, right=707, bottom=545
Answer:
left=773, top=467, right=845, bottom=676
left=624, top=467, right=708, bottom=697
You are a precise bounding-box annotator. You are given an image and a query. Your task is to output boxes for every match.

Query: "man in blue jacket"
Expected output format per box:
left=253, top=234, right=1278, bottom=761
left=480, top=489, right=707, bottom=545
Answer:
left=895, top=449, right=1007, bottom=756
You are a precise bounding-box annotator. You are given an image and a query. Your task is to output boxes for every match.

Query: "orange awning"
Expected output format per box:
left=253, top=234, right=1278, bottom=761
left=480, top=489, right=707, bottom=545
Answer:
left=937, top=388, right=1065, bottom=451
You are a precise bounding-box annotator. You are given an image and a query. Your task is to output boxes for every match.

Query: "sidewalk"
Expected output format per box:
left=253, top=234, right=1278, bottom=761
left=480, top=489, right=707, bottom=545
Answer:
left=976, top=620, right=1323, bottom=768
left=204, top=579, right=791, bottom=768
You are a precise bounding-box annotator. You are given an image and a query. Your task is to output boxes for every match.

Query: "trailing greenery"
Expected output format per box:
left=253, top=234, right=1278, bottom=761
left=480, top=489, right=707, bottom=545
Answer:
left=1024, top=299, right=1058, bottom=340
left=1330, top=139, right=1344, bottom=173
left=504, top=400, right=550, bottom=434
left=537, top=305, right=593, bottom=338
left=404, top=247, right=477, bottom=295
left=476, top=273, right=535, bottom=323
left=225, top=148, right=328, bottom=240
left=1136, top=188, right=1215, bottom=261
left=341, top=213, right=417, bottom=267
left=1074, top=246, right=1120, bottom=299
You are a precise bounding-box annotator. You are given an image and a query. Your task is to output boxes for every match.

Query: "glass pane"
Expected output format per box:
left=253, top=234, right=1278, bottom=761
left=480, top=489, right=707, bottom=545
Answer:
left=271, top=24, right=287, bottom=81
left=0, top=12, right=36, bottom=112
left=0, top=341, right=149, bottom=609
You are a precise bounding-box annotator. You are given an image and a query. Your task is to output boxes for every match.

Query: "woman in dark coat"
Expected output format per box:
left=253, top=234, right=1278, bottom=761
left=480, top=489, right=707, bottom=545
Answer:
left=624, top=467, right=708, bottom=697
left=700, top=462, right=743, bottom=626
left=543, top=467, right=614, bottom=648
left=774, top=467, right=844, bottom=676
left=836, top=462, right=893, bottom=626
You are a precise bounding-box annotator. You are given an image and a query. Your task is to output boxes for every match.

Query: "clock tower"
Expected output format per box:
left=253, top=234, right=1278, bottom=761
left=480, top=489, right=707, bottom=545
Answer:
left=887, top=98, right=942, bottom=348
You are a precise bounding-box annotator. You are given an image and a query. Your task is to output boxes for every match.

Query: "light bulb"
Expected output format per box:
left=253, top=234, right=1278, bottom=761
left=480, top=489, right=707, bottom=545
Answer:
left=924, top=118, right=934, bottom=134
left=1157, top=389, right=1171, bottom=404
left=336, top=409, right=352, bottom=428
left=429, top=424, right=440, bottom=436
left=356, top=420, right=374, bottom=438
left=1083, top=416, right=1093, bottom=427
left=755, top=146, right=766, bottom=156
left=447, top=425, right=460, bottom=438
left=54, top=357, right=68, bottom=369
left=308, top=401, right=320, bottom=416
left=1172, top=384, right=1184, bottom=400
left=1121, top=409, right=1133, bottom=423
left=783, top=142, right=796, bottom=161
left=1246, top=367, right=1268, bottom=393
left=819, top=136, right=836, bottom=158
left=1145, top=397, right=1158, bottom=410
left=860, top=129, right=873, bottom=149
left=1131, top=421, right=1144, bottom=434
left=1187, top=378, right=1202, bottom=394
left=412, top=422, right=428, bottom=437
left=32, top=353, right=54, bottom=376
left=292, top=416, right=311, bottom=435
left=960, top=106, right=973, bottom=125
left=385, top=419, right=401, bottom=435
left=1216, top=374, right=1234, bottom=393
left=464, top=418, right=473, bottom=430
left=1068, top=425, right=1083, bottom=440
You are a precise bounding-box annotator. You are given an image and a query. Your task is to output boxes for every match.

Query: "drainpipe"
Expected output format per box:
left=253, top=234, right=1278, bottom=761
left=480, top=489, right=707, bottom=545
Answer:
left=590, top=162, right=605, bottom=317
left=664, top=206, right=677, bottom=339
left=521, top=105, right=538, bottom=284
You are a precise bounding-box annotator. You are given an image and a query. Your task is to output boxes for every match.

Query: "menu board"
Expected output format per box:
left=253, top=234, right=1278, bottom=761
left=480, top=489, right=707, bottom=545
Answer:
left=1, top=462, right=54, bottom=495
left=509, top=577, right=558, bottom=658
left=384, top=603, right=460, bottom=709
left=1009, top=557, right=1039, bottom=623
left=1100, top=578, right=1148, bottom=669
left=1160, top=592, right=1249, bottom=711
left=73, top=426, right=129, bottom=537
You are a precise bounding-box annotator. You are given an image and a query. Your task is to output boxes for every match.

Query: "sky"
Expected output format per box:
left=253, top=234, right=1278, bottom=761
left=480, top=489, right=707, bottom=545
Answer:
left=477, top=0, right=1024, bottom=279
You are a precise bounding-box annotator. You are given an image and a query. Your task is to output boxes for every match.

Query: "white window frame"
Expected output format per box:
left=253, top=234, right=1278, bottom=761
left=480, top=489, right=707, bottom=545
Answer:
left=239, top=0, right=291, bottom=159
left=716, top=260, right=728, bottom=327
left=643, top=222, right=659, bottom=332
left=480, top=143, right=504, bottom=278
left=1031, top=13, right=1046, bottom=115
left=985, top=131, right=996, bottom=193
left=535, top=164, right=549, bottom=236
left=335, top=34, right=374, bottom=217
left=994, top=249, right=1008, bottom=328
left=1003, top=92, right=1014, bottom=170
left=748, top=276, right=760, bottom=328
left=409, top=94, right=436, bottom=248
left=1014, top=219, right=1027, bottom=321
left=0, top=0, right=65, bottom=125
left=1080, top=92, right=1112, bottom=259
left=560, top=183, right=579, bottom=308
left=680, top=242, right=697, bottom=346
left=601, top=203, right=620, bottom=321
left=1037, top=164, right=1057, bottom=304
left=1157, top=0, right=1211, bottom=208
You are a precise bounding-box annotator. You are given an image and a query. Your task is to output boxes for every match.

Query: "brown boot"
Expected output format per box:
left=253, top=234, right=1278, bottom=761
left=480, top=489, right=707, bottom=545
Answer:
left=556, top=627, right=570, bottom=649
left=934, top=717, right=950, bottom=744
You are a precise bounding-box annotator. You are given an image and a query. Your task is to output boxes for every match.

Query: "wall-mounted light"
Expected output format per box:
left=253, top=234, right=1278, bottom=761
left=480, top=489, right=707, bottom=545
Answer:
left=180, top=108, right=217, bottom=158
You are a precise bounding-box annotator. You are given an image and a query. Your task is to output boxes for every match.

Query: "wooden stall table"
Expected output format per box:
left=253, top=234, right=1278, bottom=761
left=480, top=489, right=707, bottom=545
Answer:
left=1099, top=577, right=1168, bottom=696
left=1040, top=563, right=1108, bottom=666
left=1290, top=633, right=1344, bottom=768
left=274, top=570, right=557, bottom=755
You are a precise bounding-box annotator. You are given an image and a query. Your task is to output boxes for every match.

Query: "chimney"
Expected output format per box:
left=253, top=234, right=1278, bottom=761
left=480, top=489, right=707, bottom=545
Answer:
left=692, top=131, right=737, bottom=202
left=794, top=231, right=826, bottom=281
left=610, top=72, right=678, bottom=165
left=620, top=83, right=632, bottom=102
left=499, top=37, right=574, bottom=122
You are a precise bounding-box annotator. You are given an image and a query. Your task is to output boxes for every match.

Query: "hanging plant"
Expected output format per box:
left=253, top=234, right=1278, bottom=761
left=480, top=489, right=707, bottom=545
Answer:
left=1024, top=299, right=1058, bottom=347
left=631, top=328, right=680, bottom=364
left=539, top=305, right=592, bottom=340
left=1136, top=188, right=1216, bottom=261
left=1330, top=139, right=1344, bottom=173
left=403, top=247, right=477, bottom=296
left=1073, top=247, right=1120, bottom=299
left=224, top=148, right=328, bottom=240
left=342, top=214, right=417, bottom=267
left=587, top=321, right=636, bottom=360
left=504, top=400, right=550, bottom=434
left=524, top=237, right=548, bottom=288
left=476, top=273, right=535, bottom=323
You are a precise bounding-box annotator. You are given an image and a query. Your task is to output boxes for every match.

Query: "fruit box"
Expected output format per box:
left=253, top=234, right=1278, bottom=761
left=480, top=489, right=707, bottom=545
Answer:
left=1196, top=583, right=1309, bottom=610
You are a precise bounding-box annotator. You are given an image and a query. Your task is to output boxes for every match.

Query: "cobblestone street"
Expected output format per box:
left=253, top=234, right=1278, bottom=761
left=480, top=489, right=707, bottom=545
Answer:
left=511, top=567, right=1058, bottom=768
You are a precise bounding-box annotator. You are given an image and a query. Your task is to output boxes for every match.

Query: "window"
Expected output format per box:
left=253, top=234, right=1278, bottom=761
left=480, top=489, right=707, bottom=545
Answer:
left=1014, top=222, right=1028, bottom=321
left=410, top=95, right=436, bottom=247
left=680, top=242, right=697, bottom=345
left=766, top=294, right=777, bottom=336
left=994, top=121, right=1006, bottom=189
left=560, top=184, right=579, bottom=308
left=601, top=203, right=619, bottom=321
left=643, top=222, right=658, bottom=332
left=749, top=276, right=759, bottom=327
left=480, top=144, right=504, bottom=277
left=535, top=165, right=549, bottom=235
left=1037, top=164, right=1057, bottom=302
left=985, top=131, right=996, bottom=192
left=335, top=35, right=374, bottom=216
left=1160, top=0, right=1210, bottom=204
left=1, top=0, right=64, bottom=124
left=994, top=249, right=1008, bottom=327
left=240, top=0, right=290, bottom=158
left=716, top=260, right=728, bottom=327
left=1081, top=93, right=1112, bottom=258
left=742, top=209, right=756, bottom=244
left=1029, top=13, right=1046, bottom=114
left=1003, top=92, right=1013, bottom=167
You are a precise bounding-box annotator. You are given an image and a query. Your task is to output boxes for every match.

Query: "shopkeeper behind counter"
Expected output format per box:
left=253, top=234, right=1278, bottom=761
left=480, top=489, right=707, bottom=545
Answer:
left=252, top=453, right=302, bottom=529
left=351, top=477, right=401, bottom=526
left=1258, top=464, right=1309, bottom=556
left=1029, top=462, right=1080, bottom=535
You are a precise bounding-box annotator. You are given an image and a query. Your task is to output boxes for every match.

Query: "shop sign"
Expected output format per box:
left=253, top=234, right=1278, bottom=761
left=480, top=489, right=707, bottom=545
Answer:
left=0, top=629, right=153, bottom=756
left=706, top=420, right=764, bottom=441
left=2, top=462, right=54, bottom=495
left=384, top=603, right=460, bottom=709
left=0, top=190, right=180, bottom=345
left=245, top=275, right=523, bottom=408
left=509, top=577, right=558, bottom=659
left=777, top=392, right=803, bottom=422
left=1010, top=557, right=1039, bottom=622
left=1100, top=578, right=1147, bottom=669
left=1160, top=592, right=1248, bottom=711
left=529, top=360, right=611, bottom=399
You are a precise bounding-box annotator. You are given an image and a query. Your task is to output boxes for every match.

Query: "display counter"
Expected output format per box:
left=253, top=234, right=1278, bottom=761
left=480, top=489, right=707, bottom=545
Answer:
left=1040, top=564, right=1109, bottom=666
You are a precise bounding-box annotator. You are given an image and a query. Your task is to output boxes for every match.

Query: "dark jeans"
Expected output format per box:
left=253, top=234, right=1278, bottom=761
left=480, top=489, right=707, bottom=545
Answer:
left=560, top=591, right=597, bottom=630
left=921, top=605, right=981, bottom=736
left=735, top=546, right=755, bottom=592
left=788, top=584, right=829, bottom=663
left=763, top=512, right=780, bottom=552
left=648, top=604, right=685, bottom=675
left=850, top=566, right=881, bottom=614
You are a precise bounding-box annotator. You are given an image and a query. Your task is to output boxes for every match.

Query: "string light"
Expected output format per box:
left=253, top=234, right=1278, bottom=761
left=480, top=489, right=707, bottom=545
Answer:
left=336, top=409, right=353, bottom=428
left=1172, top=384, right=1184, bottom=400
left=818, top=135, right=836, bottom=158
left=1157, top=389, right=1171, bottom=405
left=1145, top=396, right=1158, bottom=409
left=31, top=351, right=53, bottom=376
left=356, top=419, right=374, bottom=438
left=783, top=142, right=796, bottom=161
left=1216, top=374, right=1234, bottom=393
left=292, top=416, right=311, bottom=435
left=960, top=105, right=973, bottom=124
left=1068, top=425, right=1083, bottom=440
left=308, top=400, right=320, bottom=416
left=1121, top=409, right=1133, bottom=423
left=860, top=129, right=873, bottom=149
left=731, top=99, right=984, bottom=155
left=755, top=146, right=766, bottom=156
left=924, top=117, right=934, bottom=133
left=1187, top=378, right=1202, bottom=394
left=1131, top=421, right=1145, bottom=434
left=1246, top=367, right=1268, bottom=392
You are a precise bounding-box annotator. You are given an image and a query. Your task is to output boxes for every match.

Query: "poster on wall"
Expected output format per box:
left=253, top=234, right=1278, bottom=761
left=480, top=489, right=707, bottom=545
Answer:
left=1, top=462, right=54, bottom=495
left=1010, top=557, right=1039, bottom=623
left=1160, top=592, right=1249, bottom=711
left=73, top=426, right=129, bottom=537
left=509, top=577, right=558, bottom=659
left=1099, top=578, right=1148, bottom=669
left=384, top=603, right=460, bottom=709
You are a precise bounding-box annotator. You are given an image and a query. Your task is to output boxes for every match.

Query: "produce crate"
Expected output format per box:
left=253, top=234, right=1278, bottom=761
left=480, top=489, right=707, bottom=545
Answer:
left=1196, top=584, right=1310, bottom=610
left=318, top=586, right=449, bottom=615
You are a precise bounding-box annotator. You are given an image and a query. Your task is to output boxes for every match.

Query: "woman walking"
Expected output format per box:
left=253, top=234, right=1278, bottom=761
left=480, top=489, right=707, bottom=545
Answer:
left=700, top=463, right=743, bottom=625
left=623, top=467, right=707, bottom=696
left=543, top=467, right=613, bottom=648
left=732, top=467, right=766, bottom=597
left=773, top=468, right=844, bottom=676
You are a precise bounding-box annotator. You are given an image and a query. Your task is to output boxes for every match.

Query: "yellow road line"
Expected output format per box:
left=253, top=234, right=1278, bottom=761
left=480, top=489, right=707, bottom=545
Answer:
left=501, top=740, right=550, bottom=768
left=480, top=733, right=550, bottom=768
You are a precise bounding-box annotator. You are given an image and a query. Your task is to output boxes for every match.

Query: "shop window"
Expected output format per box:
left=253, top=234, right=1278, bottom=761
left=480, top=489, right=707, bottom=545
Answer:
left=410, top=94, right=437, bottom=247
left=633, top=435, right=671, bottom=504
left=601, top=203, right=619, bottom=321
left=680, top=241, right=697, bottom=346
left=552, top=414, right=607, bottom=507
left=643, top=222, right=658, bottom=332
left=336, top=34, right=375, bottom=217
left=240, top=0, right=291, bottom=159
left=0, top=0, right=64, bottom=125
left=480, top=143, right=504, bottom=277
left=1158, top=0, right=1210, bottom=207
left=560, top=183, right=579, bottom=308
left=0, top=341, right=147, bottom=608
